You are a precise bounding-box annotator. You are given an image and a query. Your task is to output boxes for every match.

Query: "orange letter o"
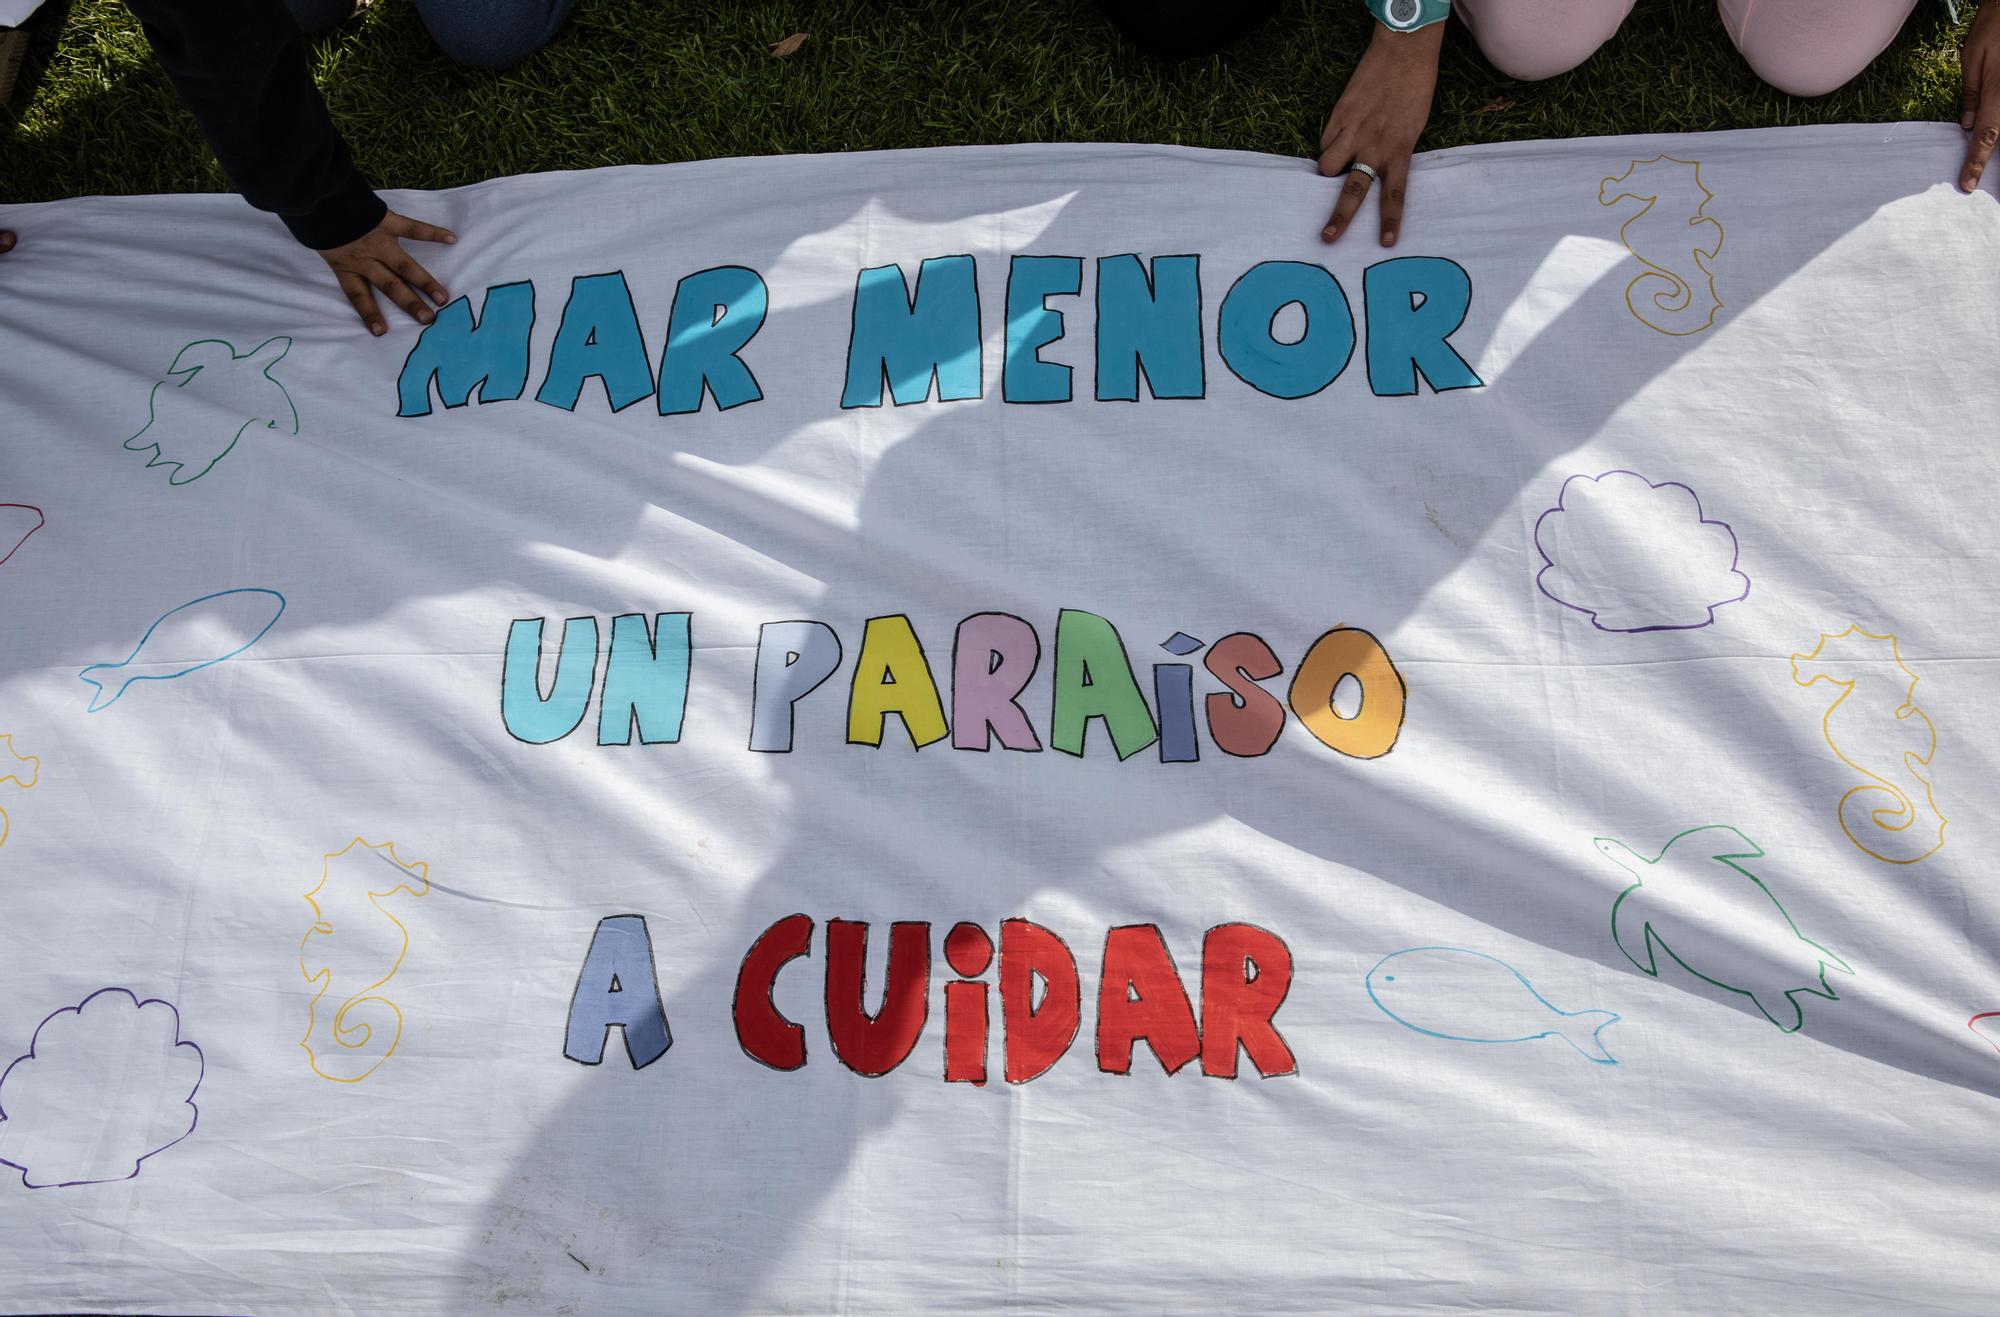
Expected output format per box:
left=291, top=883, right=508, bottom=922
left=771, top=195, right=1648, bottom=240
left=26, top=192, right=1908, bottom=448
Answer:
left=1287, top=627, right=1405, bottom=759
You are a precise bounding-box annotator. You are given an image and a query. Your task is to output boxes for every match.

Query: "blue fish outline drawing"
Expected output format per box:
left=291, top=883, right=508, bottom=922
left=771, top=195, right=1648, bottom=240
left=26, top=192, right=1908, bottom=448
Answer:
left=124, top=336, right=299, bottom=486
left=1365, top=946, right=1622, bottom=1064
left=78, top=588, right=287, bottom=713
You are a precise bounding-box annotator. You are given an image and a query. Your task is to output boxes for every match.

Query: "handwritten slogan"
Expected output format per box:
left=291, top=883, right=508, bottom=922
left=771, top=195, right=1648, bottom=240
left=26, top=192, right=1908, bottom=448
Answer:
left=9, top=132, right=1995, bottom=1314
left=386, top=252, right=1476, bottom=1083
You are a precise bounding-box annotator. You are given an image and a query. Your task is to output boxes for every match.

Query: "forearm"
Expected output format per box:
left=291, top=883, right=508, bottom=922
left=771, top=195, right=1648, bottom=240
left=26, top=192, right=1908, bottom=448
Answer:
left=121, top=0, right=385, bottom=247
left=1366, top=18, right=1445, bottom=65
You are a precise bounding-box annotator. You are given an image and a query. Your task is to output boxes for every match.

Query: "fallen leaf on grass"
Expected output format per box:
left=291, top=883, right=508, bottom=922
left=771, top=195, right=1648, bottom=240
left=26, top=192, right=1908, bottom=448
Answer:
left=770, top=33, right=808, bottom=58
left=1477, top=98, right=1513, bottom=113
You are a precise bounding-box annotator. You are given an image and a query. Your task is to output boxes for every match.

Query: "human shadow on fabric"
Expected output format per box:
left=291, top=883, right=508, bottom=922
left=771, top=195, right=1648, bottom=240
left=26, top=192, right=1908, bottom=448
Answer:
left=412, top=138, right=2000, bottom=1311
left=3, top=108, right=1986, bottom=1316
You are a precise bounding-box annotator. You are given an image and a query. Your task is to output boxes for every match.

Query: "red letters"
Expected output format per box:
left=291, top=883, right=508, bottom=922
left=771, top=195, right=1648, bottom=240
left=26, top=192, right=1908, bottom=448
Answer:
left=733, top=913, right=814, bottom=1070
left=999, top=919, right=1081, bottom=1084
left=825, top=919, right=931, bottom=1077
left=728, top=915, right=1294, bottom=1083
left=1096, top=924, right=1201, bottom=1075
left=1199, top=923, right=1297, bottom=1079
left=943, top=921, right=994, bottom=1085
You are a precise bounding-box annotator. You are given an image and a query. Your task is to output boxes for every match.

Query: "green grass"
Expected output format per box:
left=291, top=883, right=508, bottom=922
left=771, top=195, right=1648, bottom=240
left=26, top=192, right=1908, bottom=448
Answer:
left=0, top=0, right=1974, bottom=202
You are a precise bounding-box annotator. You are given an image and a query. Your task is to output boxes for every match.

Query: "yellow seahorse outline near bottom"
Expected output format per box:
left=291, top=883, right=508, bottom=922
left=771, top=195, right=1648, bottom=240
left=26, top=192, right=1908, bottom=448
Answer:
left=1599, top=154, right=1724, bottom=336
left=300, top=837, right=431, bottom=1082
left=0, top=734, right=40, bottom=852
left=1790, top=625, right=1946, bottom=865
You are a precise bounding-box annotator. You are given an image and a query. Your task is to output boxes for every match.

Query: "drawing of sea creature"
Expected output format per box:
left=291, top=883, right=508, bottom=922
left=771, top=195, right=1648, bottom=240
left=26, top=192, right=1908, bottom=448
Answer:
left=0, top=734, right=39, bottom=854
left=301, top=838, right=431, bottom=1083
left=1364, top=946, right=1621, bottom=1063
left=0, top=988, right=204, bottom=1189
left=124, top=336, right=298, bottom=484
left=0, top=504, right=43, bottom=567
left=1791, top=625, right=1946, bottom=865
left=1599, top=155, right=1723, bottom=336
left=1596, top=826, right=1852, bottom=1033
left=78, top=587, right=286, bottom=712
left=1533, top=469, right=1749, bottom=632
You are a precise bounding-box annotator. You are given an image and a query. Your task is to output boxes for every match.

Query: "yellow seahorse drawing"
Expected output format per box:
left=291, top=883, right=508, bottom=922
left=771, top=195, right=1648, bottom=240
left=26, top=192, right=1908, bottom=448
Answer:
left=300, top=837, right=431, bottom=1082
left=1791, top=626, right=1946, bottom=865
left=0, top=734, right=39, bottom=853
left=1599, top=155, right=1724, bottom=336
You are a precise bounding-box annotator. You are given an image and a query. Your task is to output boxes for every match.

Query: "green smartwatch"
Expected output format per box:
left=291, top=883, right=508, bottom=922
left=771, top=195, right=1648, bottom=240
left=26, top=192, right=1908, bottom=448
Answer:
left=1366, top=0, right=1449, bottom=32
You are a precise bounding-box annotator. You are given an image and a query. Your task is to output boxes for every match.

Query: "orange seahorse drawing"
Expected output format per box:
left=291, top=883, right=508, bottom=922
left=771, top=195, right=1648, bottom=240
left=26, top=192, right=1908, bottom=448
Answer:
left=0, top=734, right=39, bottom=853
left=1791, top=626, right=1946, bottom=865
left=300, top=838, right=431, bottom=1082
left=1599, top=155, right=1724, bottom=336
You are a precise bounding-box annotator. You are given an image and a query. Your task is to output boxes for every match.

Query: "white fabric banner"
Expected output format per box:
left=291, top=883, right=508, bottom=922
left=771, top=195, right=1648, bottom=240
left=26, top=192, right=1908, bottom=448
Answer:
left=1, top=123, right=1998, bottom=1314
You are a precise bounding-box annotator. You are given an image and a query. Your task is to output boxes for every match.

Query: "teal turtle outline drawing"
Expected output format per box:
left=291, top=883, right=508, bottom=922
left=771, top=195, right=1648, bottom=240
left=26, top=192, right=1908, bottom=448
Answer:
left=124, top=336, right=299, bottom=485
left=1594, top=825, right=1853, bottom=1033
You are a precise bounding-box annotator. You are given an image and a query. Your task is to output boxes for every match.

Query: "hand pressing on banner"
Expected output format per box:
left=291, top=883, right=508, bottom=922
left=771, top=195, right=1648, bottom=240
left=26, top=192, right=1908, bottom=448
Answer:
left=1316, top=19, right=1445, bottom=246
left=315, top=211, right=457, bottom=337
left=119, top=0, right=463, bottom=334
left=1961, top=0, right=2000, bottom=192
left=0, top=231, right=13, bottom=255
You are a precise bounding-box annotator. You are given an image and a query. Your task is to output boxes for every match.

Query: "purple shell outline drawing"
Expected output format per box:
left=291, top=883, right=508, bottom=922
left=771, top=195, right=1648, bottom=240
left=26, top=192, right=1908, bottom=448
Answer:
left=0, top=987, right=205, bottom=1190
left=1533, top=469, right=1750, bottom=634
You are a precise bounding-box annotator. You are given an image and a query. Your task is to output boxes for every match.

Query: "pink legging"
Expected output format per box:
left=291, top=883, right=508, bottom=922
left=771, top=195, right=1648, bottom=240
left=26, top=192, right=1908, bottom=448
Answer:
left=1454, top=0, right=1921, bottom=97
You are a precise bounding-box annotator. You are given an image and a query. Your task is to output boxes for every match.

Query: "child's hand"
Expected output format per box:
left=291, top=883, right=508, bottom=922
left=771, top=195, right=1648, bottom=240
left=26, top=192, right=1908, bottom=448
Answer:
left=315, top=210, right=458, bottom=335
left=1961, top=1, right=2000, bottom=192
left=1316, top=21, right=1445, bottom=246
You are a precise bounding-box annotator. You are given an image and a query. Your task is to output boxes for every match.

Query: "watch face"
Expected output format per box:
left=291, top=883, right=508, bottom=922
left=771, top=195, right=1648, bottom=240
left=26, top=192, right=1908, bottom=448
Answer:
left=1387, top=0, right=1421, bottom=23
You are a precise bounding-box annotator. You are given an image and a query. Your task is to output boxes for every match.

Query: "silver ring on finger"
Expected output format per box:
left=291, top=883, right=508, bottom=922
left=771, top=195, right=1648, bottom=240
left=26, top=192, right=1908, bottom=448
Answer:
left=1351, top=162, right=1380, bottom=182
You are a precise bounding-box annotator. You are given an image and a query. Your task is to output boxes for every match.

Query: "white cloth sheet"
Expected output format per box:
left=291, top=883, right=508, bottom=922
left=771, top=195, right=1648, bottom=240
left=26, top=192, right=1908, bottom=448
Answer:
left=1, top=124, right=1998, bottom=1313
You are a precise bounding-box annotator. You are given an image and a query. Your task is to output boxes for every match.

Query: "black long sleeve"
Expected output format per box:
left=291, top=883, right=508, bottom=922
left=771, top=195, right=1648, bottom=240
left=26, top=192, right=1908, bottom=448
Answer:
left=122, top=0, right=386, bottom=248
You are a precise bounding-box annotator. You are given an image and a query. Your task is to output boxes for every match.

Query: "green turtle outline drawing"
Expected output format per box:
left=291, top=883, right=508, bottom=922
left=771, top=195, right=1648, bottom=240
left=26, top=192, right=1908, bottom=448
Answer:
left=1594, top=825, right=1853, bottom=1033
left=123, top=336, right=299, bottom=485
